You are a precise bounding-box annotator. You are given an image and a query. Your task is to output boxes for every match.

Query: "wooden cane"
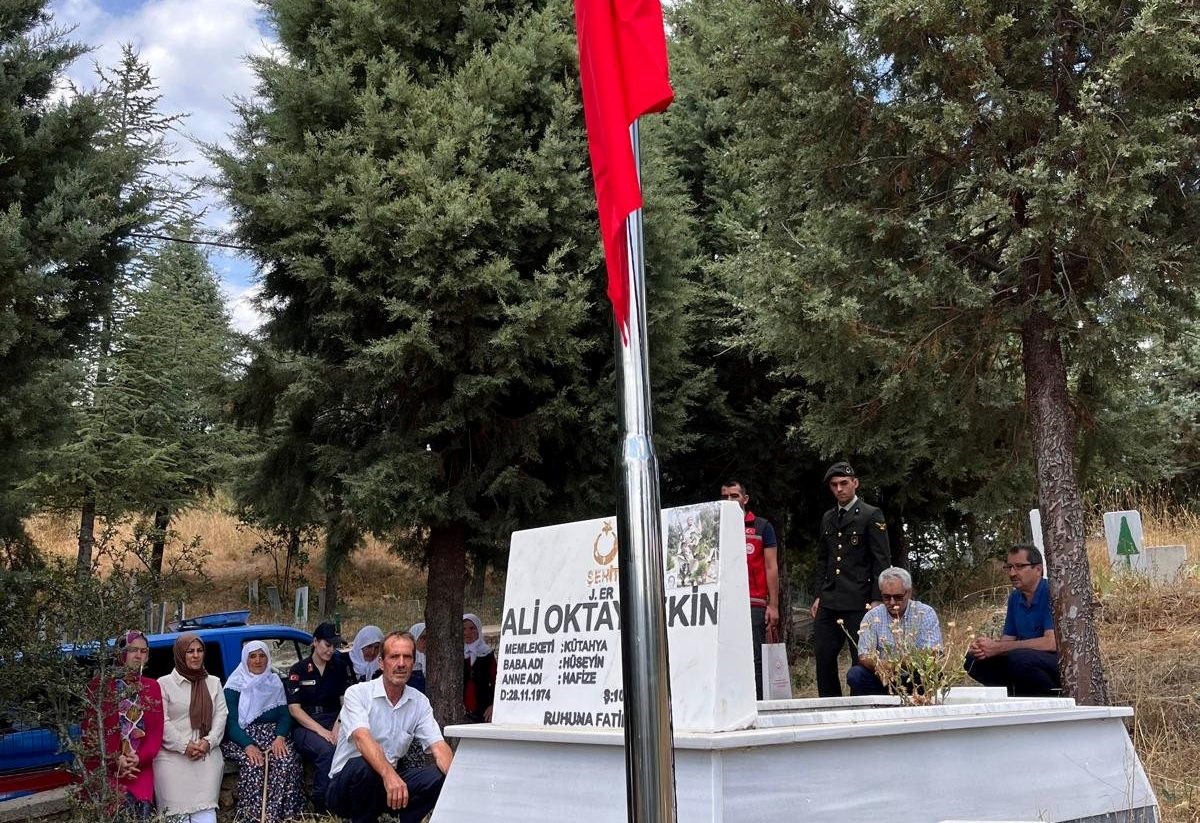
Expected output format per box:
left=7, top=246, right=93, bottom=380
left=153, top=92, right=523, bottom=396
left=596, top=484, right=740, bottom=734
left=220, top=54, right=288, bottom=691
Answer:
left=260, top=749, right=270, bottom=823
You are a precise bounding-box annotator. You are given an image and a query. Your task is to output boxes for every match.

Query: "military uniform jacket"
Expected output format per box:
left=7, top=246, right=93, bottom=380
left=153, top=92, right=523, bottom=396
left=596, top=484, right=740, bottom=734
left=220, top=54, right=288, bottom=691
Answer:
left=285, top=653, right=354, bottom=728
left=812, top=499, right=891, bottom=611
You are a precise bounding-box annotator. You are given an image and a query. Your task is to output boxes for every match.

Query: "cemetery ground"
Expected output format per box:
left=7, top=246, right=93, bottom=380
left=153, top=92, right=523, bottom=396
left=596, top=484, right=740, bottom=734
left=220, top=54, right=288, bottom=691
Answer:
left=26, top=499, right=1200, bottom=823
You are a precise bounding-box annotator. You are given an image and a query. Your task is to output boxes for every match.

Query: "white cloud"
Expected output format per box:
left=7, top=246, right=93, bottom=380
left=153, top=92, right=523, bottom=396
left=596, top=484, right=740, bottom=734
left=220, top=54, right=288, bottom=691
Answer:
left=224, top=281, right=265, bottom=336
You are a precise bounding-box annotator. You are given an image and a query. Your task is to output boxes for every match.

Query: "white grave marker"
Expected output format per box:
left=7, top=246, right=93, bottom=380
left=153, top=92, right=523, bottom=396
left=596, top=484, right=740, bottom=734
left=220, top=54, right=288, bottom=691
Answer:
left=1145, top=545, right=1187, bottom=585
left=294, top=585, right=309, bottom=627
left=1103, top=510, right=1146, bottom=573
left=492, top=500, right=756, bottom=733
left=1028, top=509, right=1049, bottom=580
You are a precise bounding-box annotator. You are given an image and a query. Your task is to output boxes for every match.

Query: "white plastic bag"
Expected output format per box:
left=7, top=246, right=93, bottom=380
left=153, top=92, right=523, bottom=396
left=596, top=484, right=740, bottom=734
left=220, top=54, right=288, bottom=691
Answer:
left=761, top=642, right=793, bottom=700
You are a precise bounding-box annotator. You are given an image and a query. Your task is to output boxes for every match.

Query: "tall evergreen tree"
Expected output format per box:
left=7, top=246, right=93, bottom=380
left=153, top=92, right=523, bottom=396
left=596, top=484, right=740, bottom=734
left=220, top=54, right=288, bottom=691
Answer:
left=57, top=47, right=195, bottom=576
left=214, top=0, right=699, bottom=722
left=679, top=0, right=1200, bottom=702
left=0, top=2, right=129, bottom=551
left=31, top=237, right=245, bottom=578
left=110, top=239, right=244, bottom=575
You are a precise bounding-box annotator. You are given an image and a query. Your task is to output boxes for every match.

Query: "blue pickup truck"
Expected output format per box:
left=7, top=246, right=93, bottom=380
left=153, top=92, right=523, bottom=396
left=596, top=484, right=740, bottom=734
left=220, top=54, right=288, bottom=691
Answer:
left=0, top=612, right=314, bottom=802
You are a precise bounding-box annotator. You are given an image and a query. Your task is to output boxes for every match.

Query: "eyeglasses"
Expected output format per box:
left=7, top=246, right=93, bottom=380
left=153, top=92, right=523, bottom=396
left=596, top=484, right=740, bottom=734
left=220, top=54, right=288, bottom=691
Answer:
left=880, top=593, right=908, bottom=602
left=1003, top=562, right=1036, bottom=572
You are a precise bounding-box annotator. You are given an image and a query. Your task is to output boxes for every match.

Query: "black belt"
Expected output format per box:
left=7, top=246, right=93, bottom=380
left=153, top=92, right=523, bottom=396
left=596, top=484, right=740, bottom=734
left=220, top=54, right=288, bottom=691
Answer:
left=308, top=705, right=336, bottom=716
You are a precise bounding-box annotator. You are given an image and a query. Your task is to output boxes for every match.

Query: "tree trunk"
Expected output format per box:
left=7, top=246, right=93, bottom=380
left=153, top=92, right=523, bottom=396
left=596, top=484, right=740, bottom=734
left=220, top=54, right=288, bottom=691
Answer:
left=76, top=495, right=96, bottom=582
left=1021, top=308, right=1110, bottom=705
left=426, top=523, right=467, bottom=727
left=324, top=555, right=341, bottom=620
left=149, top=507, right=170, bottom=577
left=775, top=529, right=791, bottom=647
left=322, top=502, right=362, bottom=620
left=886, top=514, right=908, bottom=569
left=284, top=526, right=301, bottom=596
left=467, top=552, right=487, bottom=608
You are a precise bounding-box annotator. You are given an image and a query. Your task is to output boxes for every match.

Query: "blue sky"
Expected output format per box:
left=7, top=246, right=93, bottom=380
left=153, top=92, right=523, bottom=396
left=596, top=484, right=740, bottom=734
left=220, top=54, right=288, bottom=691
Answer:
left=49, top=0, right=278, bottom=333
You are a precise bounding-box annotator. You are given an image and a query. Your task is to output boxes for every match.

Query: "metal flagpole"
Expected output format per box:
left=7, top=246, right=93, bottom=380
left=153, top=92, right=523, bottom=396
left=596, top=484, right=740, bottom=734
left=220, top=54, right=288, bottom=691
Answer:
left=614, top=119, right=678, bottom=823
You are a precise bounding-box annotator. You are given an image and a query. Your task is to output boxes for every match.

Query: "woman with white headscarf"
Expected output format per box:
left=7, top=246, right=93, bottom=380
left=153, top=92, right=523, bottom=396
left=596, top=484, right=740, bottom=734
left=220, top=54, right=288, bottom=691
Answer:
left=221, top=641, right=303, bottom=823
left=408, top=622, right=427, bottom=693
left=347, top=625, right=384, bottom=683
left=463, top=614, right=497, bottom=722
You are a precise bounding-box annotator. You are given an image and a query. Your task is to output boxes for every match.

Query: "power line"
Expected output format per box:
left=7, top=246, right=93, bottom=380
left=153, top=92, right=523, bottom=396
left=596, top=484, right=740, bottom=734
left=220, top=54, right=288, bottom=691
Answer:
left=131, top=232, right=256, bottom=253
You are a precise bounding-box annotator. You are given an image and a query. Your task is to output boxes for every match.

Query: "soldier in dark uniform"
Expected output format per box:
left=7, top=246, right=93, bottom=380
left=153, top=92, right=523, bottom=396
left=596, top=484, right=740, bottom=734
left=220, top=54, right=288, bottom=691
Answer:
left=286, top=621, right=354, bottom=813
left=809, top=462, right=892, bottom=697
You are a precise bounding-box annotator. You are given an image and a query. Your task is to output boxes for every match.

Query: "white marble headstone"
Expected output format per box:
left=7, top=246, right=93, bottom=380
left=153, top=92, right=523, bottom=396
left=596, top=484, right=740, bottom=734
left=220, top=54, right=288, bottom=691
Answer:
left=492, top=500, right=756, bottom=733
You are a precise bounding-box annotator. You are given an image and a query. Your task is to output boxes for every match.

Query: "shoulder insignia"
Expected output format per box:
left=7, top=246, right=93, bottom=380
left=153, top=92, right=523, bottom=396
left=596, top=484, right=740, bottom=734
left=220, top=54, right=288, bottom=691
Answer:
left=307, top=663, right=314, bottom=673
left=289, top=673, right=300, bottom=681
left=875, top=522, right=888, bottom=531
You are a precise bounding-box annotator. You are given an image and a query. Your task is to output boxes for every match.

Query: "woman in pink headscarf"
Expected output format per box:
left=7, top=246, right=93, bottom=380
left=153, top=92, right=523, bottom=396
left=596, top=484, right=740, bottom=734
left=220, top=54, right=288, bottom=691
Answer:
left=81, top=630, right=164, bottom=821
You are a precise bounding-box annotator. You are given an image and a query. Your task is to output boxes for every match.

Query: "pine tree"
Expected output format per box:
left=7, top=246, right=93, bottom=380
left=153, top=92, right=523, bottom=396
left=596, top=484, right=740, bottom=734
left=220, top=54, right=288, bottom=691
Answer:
left=0, top=2, right=127, bottom=551
left=108, top=238, right=245, bottom=575
left=678, top=0, right=1200, bottom=702
left=23, top=46, right=206, bottom=577
left=214, top=0, right=700, bottom=722
left=34, top=237, right=246, bottom=578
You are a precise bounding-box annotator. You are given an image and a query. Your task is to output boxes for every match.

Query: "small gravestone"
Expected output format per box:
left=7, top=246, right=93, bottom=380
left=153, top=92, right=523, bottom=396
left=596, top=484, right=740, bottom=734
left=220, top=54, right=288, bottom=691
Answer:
left=267, top=585, right=282, bottom=614
left=294, top=586, right=309, bottom=627
left=1027, top=509, right=1050, bottom=581
left=248, top=578, right=259, bottom=607
left=1103, top=510, right=1146, bottom=574
left=1145, top=545, right=1187, bottom=585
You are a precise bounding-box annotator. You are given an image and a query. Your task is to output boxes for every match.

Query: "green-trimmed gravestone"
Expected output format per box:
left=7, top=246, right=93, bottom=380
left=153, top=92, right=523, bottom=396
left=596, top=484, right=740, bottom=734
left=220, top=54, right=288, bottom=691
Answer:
left=1103, top=510, right=1146, bottom=574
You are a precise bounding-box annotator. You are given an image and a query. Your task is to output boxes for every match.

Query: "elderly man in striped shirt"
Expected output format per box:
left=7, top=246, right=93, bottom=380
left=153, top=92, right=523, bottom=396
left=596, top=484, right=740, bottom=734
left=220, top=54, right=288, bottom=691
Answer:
left=847, top=567, right=943, bottom=696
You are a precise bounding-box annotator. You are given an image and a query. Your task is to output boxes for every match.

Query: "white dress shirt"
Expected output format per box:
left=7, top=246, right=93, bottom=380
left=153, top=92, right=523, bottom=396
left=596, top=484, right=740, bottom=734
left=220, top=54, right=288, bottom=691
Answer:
left=329, top=678, right=443, bottom=778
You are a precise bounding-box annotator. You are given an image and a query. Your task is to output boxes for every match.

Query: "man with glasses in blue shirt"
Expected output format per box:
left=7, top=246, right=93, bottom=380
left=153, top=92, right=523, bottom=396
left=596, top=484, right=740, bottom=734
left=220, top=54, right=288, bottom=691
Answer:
left=965, top=544, right=1061, bottom=696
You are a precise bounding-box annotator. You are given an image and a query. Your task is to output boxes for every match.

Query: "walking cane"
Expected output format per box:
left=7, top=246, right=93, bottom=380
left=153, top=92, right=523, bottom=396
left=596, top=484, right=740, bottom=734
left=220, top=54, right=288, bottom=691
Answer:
left=260, top=749, right=271, bottom=823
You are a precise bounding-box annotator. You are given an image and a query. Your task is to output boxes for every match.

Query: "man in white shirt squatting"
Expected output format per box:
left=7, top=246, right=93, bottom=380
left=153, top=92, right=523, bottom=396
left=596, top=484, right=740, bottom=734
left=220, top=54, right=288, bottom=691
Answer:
left=325, top=631, right=454, bottom=823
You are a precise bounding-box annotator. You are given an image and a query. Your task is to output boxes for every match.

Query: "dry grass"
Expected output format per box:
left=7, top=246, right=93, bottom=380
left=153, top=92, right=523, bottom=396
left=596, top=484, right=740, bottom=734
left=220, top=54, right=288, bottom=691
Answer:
left=26, top=500, right=505, bottom=642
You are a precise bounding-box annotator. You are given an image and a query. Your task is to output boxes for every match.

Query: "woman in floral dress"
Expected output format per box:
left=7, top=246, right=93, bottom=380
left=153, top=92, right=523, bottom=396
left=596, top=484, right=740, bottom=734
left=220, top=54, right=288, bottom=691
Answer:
left=221, top=640, right=304, bottom=822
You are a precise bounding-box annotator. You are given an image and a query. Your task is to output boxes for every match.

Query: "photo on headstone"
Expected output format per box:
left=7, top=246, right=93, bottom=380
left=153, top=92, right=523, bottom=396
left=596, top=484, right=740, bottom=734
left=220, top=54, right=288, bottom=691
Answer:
left=665, top=503, right=720, bottom=589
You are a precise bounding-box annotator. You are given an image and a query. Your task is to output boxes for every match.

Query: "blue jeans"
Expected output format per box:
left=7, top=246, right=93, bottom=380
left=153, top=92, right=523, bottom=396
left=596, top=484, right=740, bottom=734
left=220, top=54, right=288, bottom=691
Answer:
left=846, top=664, right=888, bottom=695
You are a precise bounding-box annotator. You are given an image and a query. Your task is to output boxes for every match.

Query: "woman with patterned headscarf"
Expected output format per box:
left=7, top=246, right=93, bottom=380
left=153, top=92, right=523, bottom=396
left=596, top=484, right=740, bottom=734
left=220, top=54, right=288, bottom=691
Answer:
left=154, top=633, right=227, bottom=823
left=222, top=641, right=303, bottom=823
left=462, top=614, right=496, bottom=722
left=81, top=630, right=164, bottom=821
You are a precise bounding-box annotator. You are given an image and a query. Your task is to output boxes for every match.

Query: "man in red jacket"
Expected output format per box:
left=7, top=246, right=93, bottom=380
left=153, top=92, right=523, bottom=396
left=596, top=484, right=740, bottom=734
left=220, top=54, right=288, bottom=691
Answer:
left=720, top=480, right=780, bottom=699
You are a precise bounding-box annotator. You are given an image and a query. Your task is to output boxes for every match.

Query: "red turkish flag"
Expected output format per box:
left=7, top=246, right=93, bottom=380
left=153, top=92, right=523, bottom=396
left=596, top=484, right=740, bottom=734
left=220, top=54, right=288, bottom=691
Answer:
left=573, top=0, right=674, bottom=340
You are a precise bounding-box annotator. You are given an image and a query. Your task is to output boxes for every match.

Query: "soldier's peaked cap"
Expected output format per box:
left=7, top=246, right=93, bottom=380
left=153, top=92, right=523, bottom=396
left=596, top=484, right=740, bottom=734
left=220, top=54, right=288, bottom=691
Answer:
left=823, top=462, right=856, bottom=484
